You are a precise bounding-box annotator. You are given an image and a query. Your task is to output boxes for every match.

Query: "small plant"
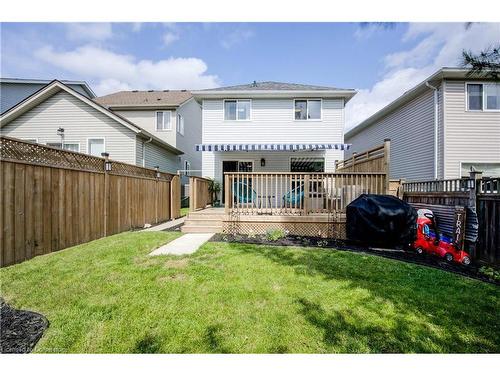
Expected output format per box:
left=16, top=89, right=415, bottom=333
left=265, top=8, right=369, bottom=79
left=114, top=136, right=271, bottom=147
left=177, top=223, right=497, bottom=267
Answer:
left=247, top=229, right=256, bottom=239
left=266, top=228, right=287, bottom=242
left=207, top=178, right=221, bottom=206
left=479, top=266, right=500, bottom=282
left=317, top=240, right=328, bottom=247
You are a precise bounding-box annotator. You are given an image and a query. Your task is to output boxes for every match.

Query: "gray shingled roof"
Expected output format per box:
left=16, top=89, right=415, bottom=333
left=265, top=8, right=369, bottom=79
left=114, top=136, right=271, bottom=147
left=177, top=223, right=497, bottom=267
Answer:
left=201, top=81, right=347, bottom=91
left=94, top=90, right=192, bottom=107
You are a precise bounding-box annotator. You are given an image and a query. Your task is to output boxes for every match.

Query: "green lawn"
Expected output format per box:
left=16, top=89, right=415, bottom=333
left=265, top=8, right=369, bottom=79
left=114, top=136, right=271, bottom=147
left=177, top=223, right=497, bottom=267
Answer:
left=180, top=207, right=190, bottom=217
left=1, top=232, right=499, bottom=353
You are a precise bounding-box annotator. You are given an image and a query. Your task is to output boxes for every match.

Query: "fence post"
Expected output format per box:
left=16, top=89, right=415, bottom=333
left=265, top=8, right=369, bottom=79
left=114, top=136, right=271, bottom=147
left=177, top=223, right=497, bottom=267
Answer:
left=303, top=174, right=310, bottom=215
left=468, top=169, right=482, bottom=212
left=102, top=152, right=110, bottom=237
left=383, top=138, right=391, bottom=194
left=351, top=152, right=357, bottom=172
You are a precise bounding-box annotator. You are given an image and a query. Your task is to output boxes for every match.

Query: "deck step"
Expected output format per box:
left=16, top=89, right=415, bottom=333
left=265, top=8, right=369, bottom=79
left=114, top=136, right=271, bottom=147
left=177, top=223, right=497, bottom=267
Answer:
left=184, top=220, right=223, bottom=227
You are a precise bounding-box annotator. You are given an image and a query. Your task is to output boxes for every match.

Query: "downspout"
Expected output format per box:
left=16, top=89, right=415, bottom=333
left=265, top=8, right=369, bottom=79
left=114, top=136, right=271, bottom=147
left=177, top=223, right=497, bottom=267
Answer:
left=426, top=82, right=439, bottom=179
left=142, top=137, right=153, bottom=168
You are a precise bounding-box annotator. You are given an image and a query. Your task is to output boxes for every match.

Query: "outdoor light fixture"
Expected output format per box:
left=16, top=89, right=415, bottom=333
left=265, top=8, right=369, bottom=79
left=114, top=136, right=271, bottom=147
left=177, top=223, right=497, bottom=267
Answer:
left=154, top=166, right=160, bottom=179
left=261, top=158, right=266, bottom=167
left=101, top=152, right=112, bottom=171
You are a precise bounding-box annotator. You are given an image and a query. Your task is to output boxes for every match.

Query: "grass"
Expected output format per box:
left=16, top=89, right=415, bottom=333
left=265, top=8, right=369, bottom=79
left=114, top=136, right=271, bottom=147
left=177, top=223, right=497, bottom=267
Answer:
left=180, top=207, right=190, bottom=217
left=1, top=232, right=499, bottom=353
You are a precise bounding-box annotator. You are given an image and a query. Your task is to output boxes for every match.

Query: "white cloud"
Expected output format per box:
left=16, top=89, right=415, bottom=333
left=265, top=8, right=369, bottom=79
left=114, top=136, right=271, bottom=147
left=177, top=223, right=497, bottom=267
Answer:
left=131, top=23, right=142, bottom=32
left=354, top=23, right=395, bottom=40
left=66, top=23, right=113, bottom=42
left=220, top=29, right=254, bottom=49
left=163, top=32, right=179, bottom=46
left=35, top=45, right=220, bottom=95
left=346, top=22, right=500, bottom=131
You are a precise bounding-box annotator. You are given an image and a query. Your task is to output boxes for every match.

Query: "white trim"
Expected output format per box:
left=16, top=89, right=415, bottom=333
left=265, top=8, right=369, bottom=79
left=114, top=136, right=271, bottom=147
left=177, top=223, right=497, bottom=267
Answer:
left=46, top=141, right=80, bottom=152
left=465, top=81, right=500, bottom=112
left=21, top=138, right=38, bottom=143
left=87, top=137, right=106, bottom=157
left=223, top=99, right=252, bottom=121
left=177, top=113, right=185, bottom=136
left=155, top=110, right=172, bottom=131
left=293, top=98, right=323, bottom=121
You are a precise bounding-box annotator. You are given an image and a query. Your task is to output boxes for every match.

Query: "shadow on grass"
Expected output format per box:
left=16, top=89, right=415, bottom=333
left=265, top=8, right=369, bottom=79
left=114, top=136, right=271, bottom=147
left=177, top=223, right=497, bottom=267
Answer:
left=204, top=324, right=231, bottom=353
left=235, top=244, right=500, bottom=353
left=133, top=333, right=162, bottom=353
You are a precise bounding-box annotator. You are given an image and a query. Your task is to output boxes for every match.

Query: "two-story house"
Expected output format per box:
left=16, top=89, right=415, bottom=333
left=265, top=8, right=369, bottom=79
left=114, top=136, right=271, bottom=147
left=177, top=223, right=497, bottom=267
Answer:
left=94, top=90, right=202, bottom=188
left=191, top=81, right=357, bottom=198
left=345, top=67, right=500, bottom=181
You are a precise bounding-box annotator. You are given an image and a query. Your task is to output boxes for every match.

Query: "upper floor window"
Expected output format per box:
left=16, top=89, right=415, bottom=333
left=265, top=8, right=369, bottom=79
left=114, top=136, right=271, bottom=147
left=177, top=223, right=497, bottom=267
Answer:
left=224, top=99, right=251, bottom=121
left=467, top=83, right=500, bottom=111
left=156, top=111, right=172, bottom=130
left=294, top=99, right=321, bottom=120
left=47, top=142, right=80, bottom=152
left=177, top=114, right=184, bottom=135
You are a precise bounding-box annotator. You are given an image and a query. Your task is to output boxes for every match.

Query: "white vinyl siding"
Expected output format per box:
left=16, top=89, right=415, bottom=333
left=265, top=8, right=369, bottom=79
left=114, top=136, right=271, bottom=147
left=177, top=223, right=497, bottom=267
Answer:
left=443, top=80, right=500, bottom=178
left=203, top=98, right=343, bottom=143
left=115, top=109, right=177, bottom=146
left=1, top=91, right=137, bottom=164
left=177, top=113, right=184, bottom=135
left=142, top=138, right=180, bottom=173
left=46, top=142, right=80, bottom=152
left=345, top=88, right=436, bottom=181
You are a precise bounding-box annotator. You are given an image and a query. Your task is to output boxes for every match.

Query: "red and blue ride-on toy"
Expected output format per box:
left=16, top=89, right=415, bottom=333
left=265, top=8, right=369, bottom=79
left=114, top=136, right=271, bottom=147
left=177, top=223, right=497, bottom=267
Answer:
left=413, top=209, right=471, bottom=265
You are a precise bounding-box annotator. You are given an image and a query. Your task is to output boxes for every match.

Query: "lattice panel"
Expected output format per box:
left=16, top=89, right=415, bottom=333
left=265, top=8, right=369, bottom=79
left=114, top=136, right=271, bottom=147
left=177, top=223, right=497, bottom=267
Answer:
left=1, top=136, right=103, bottom=172
left=223, top=221, right=347, bottom=239
left=0, top=136, right=174, bottom=181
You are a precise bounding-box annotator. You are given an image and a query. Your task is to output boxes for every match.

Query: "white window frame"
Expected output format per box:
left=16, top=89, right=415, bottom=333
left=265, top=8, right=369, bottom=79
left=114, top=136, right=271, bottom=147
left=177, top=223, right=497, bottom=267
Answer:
left=289, top=156, right=326, bottom=172
left=459, top=161, right=500, bottom=178
left=293, top=99, right=323, bottom=121
left=156, top=110, right=172, bottom=131
left=223, top=99, right=252, bottom=121
left=177, top=113, right=185, bottom=135
left=87, top=137, right=106, bottom=157
left=46, top=141, right=80, bottom=152
left=465, top=82, right=500, bottom=112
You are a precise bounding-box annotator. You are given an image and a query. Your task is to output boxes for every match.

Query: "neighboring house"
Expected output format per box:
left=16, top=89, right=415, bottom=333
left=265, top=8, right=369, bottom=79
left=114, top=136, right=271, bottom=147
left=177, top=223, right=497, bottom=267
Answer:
left=0, top=80, right=183, bottom=173
left=191, top=81, right=356, bottom=196
left=94, top=90, right=202, bottom=189
left=345, top=67, right=500, bottom=181
left=1, top=77, right=95, bottom=114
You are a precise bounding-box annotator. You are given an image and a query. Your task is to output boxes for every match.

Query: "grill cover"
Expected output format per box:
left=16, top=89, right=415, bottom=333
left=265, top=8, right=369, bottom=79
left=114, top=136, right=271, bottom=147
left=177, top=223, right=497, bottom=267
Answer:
left=346, top=194, right=418, bottom=247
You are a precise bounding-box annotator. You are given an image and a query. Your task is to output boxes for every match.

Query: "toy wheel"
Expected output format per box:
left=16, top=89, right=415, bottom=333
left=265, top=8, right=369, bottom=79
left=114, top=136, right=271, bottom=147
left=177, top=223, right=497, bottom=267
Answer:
left=462, top=256, right=471, bottom=266
left=444, top=253, right=453, bottom=262
left=415, top=247, right=424, bottom=255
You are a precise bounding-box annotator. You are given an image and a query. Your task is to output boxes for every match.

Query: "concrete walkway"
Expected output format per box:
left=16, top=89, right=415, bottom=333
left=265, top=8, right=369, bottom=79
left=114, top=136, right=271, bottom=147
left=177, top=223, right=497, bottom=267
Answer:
left=142, top=217, right=185, bottom=232
left=149, top=233, right=215, bottom=256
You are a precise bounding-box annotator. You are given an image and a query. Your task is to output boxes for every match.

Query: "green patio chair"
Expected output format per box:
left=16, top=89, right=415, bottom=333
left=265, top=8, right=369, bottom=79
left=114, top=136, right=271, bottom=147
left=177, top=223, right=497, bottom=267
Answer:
left=283, top=184, right=305, bottom=208
left=233, top=181, right=257, bottom=206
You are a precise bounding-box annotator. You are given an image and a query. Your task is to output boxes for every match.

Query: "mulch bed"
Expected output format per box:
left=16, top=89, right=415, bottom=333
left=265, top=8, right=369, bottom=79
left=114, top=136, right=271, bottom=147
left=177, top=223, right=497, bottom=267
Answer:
left=211, top=233, right=500, bottom=285
left=0, top=298, right=49, bottom=353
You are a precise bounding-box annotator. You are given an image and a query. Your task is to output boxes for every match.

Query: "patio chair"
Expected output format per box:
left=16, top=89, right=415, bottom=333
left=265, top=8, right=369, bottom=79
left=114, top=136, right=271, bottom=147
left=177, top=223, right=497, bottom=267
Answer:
left=282, top=184, right=305, bottom=208
left=233, top=181, right=258, bottom=206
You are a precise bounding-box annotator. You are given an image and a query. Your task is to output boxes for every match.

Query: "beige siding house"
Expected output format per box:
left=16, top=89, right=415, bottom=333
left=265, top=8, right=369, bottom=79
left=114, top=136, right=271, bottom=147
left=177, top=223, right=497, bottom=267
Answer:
left=345, top=68, right=500, bottom=180
left=95, top=90, right=202, bottom=189
left=0, top=81, right=183, bottom=173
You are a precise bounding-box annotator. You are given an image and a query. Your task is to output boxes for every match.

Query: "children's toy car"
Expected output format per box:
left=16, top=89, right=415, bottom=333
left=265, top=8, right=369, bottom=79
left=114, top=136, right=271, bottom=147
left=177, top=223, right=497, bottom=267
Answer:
left=413, top=209, right=471, bottom=265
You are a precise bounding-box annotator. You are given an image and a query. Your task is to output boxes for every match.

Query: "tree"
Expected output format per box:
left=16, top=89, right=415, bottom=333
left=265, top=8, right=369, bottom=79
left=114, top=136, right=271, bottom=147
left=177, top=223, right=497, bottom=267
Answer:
left=461, top=45, right=500, bottom=80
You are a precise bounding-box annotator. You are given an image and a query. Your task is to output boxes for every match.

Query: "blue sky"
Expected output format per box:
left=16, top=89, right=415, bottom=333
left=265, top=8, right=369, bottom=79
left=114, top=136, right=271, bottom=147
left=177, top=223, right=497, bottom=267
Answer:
left=1, top=22, right=499, bottom=128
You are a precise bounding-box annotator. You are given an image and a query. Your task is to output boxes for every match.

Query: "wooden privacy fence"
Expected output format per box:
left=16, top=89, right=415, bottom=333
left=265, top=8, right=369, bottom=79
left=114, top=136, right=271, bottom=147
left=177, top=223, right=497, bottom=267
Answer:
left=0, top=136, right=180, bottom=267
left=189, top=176, right=211, bottom=211
left=402, top=172, right=500, bottom=265
left=224, top=172, right=388, bottom=216
left=335, top=139, right=390, bottom=173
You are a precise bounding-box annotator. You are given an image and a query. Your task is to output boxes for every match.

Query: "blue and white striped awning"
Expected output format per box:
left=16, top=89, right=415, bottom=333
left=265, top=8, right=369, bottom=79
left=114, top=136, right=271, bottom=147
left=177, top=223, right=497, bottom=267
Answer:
left=195, top=143, right=351, bottom=152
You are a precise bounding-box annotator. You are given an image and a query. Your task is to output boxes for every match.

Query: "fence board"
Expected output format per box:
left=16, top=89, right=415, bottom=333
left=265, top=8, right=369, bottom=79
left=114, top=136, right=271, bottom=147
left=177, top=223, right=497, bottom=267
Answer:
left=0, top=136, right=177, bottom=267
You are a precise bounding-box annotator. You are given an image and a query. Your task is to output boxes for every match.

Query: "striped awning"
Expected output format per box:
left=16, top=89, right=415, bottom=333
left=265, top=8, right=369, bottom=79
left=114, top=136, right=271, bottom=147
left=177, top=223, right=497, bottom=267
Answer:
left=195, top=143, right=351, bottom=152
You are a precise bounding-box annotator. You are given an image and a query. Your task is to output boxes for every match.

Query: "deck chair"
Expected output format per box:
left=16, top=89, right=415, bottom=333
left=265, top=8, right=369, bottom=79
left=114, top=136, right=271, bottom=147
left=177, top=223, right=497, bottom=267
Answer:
left=282, top=185, right=305, bottom=208
left=233, top=181, right=258, bottom=206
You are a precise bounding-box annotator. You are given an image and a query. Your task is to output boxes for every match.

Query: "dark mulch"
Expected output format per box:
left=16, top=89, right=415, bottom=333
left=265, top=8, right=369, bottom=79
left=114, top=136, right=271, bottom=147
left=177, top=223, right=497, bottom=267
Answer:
left=0, top=298, right=49, bottom=353
left=211, top=233, right=500, bottom=285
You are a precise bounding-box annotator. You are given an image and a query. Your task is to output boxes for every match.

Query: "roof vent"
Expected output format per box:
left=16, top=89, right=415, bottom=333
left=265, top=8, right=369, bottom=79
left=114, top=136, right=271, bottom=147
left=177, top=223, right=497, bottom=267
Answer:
left=252, top=80, right=257, bottom=87
left=163, top=89, right=170, bottom=92
left=132, top=90, right=138, bottom=92
left=148, top=89, right=154, bottom=92
left=181, top=89, right=187, bottom=92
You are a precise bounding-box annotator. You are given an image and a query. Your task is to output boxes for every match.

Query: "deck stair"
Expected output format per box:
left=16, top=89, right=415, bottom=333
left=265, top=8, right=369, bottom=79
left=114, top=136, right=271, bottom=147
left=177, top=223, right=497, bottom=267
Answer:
left=181, top=208, right=226, bottom=233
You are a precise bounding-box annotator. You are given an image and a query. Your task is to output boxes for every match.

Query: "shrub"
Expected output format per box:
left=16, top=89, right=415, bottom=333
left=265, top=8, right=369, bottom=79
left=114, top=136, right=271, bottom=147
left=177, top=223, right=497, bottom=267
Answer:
left=479, top=266, right=500, bottom=282
left=266, top=229, right=287, bottom=241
